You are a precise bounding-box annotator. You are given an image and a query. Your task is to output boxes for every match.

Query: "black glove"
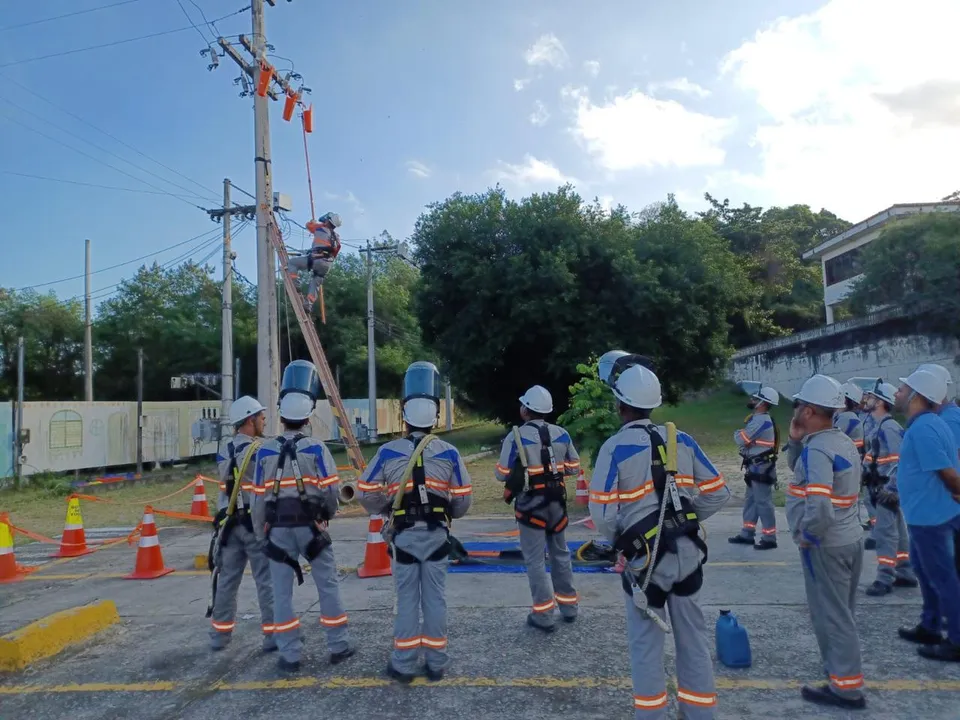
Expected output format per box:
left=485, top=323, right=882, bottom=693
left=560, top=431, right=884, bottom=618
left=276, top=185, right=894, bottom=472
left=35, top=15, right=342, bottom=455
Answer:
left=876, top=488, right=900, bottom=512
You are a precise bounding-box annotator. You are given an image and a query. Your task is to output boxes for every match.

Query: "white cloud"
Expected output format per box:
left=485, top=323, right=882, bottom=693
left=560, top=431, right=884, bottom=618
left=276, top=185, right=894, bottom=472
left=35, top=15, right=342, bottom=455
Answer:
left=584, top=60, right=601, bottom=77
left=406, top=160, right=432, bottom=179
left=529, top=100, right=550, bottom=126
left=491, top=155, right=577, bottom=190
left=718, top=0, right=960, bottom=220
left=570, top=89, right=734, bottom=171
left=524, top=33, right=567, bottom=69
left=323, top=191, right=364, bottom=217
left=680, top=40, right=688, bottom=54
left=514, top=78, right=531, bottom=92
left=647, top=77, right=711, bottom=99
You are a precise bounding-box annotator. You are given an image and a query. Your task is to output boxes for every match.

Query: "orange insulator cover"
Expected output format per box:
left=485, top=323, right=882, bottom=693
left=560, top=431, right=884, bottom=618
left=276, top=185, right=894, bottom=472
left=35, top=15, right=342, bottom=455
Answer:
left=256, top=64, right=272, bottom=97
left=303, top=104, right=314, bottom=133
left=282, top=92, right=297, bottom=121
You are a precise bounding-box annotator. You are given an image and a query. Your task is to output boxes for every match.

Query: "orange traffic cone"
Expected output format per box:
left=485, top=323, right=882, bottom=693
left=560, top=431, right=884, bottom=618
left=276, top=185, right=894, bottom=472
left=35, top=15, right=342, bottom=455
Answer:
left=357, top=514, right=392, bottom=578
left=575, top=468, right=589, bottom=506
left=125, top=506, right=174, bottom=580
left=190, top=477, right=210, bottom=518
left=0, top=512, right=29, bottom=584
left=51, top=495, right=95, bottom=558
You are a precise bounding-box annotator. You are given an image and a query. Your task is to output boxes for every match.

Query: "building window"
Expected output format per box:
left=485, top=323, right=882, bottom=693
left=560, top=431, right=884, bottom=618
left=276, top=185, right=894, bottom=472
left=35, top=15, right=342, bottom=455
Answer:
left=824, top=247, right=863, bottom=286
left=49, top=410, right=83, bottom=449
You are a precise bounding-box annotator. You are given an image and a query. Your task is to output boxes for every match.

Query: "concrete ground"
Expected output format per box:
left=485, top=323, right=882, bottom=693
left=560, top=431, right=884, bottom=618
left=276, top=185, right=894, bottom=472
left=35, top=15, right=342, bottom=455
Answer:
left=1, top=509, right=958, bottom=720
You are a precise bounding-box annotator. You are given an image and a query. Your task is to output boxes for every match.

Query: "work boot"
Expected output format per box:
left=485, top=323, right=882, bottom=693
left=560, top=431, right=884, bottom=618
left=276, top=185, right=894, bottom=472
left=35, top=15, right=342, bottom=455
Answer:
left=898, top=624, right=943, bottom=645
left=425, top=667, right=445, bottom=682
left=562, top=614, right=577, bottom=624
left=754, top=539, right=778, bottom=550
left=800, top=684, right=866, bottom=710
left=865, top=580, right=892, bottom=597
left=864, top=538, right=877, bottom=550
left=918, top=641, right=960, bottom=662
left=893, top=576, right=919, bottom=588
left=526, top=614, right=556, bottom=633
left=277, top=657, right=301, bottom=672
left=387, top=662, right=416, bottom=684
left=262, top=636, right=278, bottom=653
left=330, top=647, right=355, bottom=665
left=210, top=635, right=232, bottom=652
left=728, top=535, right=754, bottom=545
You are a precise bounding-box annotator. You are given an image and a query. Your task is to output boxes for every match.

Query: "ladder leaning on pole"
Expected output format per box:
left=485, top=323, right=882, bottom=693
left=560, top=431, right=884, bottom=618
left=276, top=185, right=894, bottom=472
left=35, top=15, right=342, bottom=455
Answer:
left=268, top=217, right=367, bottom=475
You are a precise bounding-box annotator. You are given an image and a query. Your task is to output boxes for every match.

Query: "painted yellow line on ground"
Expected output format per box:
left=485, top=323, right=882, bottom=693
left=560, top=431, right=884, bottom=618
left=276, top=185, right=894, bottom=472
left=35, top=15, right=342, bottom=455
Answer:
left=3, top=677, right=960, bottom=694
left=23, top=567, right=359, bottom=581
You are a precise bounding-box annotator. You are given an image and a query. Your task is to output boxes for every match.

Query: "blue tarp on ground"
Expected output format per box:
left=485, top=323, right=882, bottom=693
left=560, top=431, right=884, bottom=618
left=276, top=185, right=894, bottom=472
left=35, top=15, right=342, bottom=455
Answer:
left=450, top=540, right=616, bottom=574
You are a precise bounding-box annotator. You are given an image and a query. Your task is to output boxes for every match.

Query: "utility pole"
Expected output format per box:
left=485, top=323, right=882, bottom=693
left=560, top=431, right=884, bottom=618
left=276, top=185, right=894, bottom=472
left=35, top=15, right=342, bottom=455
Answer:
left=136, top=348, right=143, bottom=476
left=15, top=337, right=24, bottom=488
left=235, top=357, right=241, bottom=399
left=360, top=239, right=400, bottom=442
left=445, top=378, right=453, bottom=431
left=84, top=239, right=93, bottom=401
left=220, top=179, right=234, bottom=422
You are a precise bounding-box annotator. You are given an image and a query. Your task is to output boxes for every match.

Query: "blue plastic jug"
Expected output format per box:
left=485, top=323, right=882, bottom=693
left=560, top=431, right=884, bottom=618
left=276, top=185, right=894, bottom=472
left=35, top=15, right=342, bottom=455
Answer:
left=715, top=610, right=752, bottom=668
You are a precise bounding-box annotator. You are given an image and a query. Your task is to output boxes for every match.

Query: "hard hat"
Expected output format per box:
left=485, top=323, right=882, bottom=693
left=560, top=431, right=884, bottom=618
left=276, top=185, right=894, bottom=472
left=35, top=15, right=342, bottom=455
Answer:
left=612, top=364, right=662, bottom=410
left=793, top=374, right=845, bottom=410
left=403, top=397, right=438, bottom=428
left=916, top=363, right=953, bottom=388
left=280, top=360, right=322, bottom=402
left=840, top=382, right=864, bottom=404
left=319, top=211, right=342, bottom=228
left=230, top=395, right=265, bottom=426
left=751, top=386, right=780, bottom=407
left=899, top=369, right=948, bottom=405
left=865, top=381, right=897, bottom=406
left=598, top=351, right=655, bottom=388
left=519, top=385, right=553, bottom=414
left=279, top=392, right=314, bottom=422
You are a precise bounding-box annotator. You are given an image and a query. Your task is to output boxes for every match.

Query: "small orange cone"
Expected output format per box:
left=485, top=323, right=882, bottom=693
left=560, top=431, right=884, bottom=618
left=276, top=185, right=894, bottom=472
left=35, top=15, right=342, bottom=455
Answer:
left=190, top=477, right=210, bottom=518
left=0, top=512, right=30, bottom=584
left=357, top=514, right=392, bottom=578
left=125, top=506, right=174, bottom=580
left=575, top=468, right=589, bottom=507
left=51, top=495, right=96, bottom=558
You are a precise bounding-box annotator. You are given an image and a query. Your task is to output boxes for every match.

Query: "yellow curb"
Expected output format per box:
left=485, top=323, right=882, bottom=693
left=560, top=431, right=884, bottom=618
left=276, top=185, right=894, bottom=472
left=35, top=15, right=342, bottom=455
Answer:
left=0, top=601, right=120, bottom=672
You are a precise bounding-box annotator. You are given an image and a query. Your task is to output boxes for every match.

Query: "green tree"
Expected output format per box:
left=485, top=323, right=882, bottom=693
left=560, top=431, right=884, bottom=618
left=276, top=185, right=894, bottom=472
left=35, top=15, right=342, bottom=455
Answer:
left=556, top=359, right=619, bottom=466
left=413, top=187, right=753, bottom=422
left=847, top=212, right=960, bottom=334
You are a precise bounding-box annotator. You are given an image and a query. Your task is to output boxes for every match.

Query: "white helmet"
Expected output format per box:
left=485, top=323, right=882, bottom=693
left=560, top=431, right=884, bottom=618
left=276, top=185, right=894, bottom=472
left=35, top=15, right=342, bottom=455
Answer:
left=865, top=381, right=897, bottom=406
left=519, top=385, right=553, bottom=414
left=916, top=363, right=953, bottom=390
left=320, top=211, right=342, bottom=228
left=403, top=397, right=438, bottom=428
left=279, top=392, right=314, bottom=422
left=230, top=395, right=265, bottom=426
left=793, top=374, right=845, bottom=410
left=899, top=369, right=948, bottom=405
left=613, top=364, right=662, bottom=410
left=841, top=382, right=864, bottom=404
left=751, top=386, right=779, bottom=407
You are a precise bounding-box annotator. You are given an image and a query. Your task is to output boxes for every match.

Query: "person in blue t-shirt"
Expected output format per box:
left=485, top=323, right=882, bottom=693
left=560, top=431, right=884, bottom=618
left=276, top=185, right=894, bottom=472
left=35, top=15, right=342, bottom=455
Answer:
left=893, top=369, right=960, bottom=663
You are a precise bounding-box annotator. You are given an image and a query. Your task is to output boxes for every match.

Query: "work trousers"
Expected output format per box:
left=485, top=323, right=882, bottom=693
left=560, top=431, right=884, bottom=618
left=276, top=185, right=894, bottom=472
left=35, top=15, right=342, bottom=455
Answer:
left=287, top=254, right=333, bottom=309
left=209, top=522, right=275, bottom=650
left=738, top=480, right=777, bottom=541
left=391, top=525, right=450, bottom=674
left=873, top=505, right=915, bottom=586
left=909, top=516, right=960, bottom=645
left=268, top=526, right=350, bottom=663
left=800, top=540, right=865, bottom=701
left=519, top=523, right=578, bottom=629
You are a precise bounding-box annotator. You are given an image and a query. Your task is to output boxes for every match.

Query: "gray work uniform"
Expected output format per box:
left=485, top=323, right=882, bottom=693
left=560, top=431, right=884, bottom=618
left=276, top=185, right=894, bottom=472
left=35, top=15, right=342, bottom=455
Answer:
left=733, top=412, right=778, bottom=541
left=494, top=421, right=581, bottom=628
left=287, top=225, right=338, bottom=312
left=860, top=412, right=878, bottom=530
left=786, top=429, right=865, bottom=702
left=209, top=433, right=275, bottom=651
left=253, top=431, right=350, bottom=663
left=862, top=415, right=915, bottom=587
left=590, top=420, right=731, bottom=719
left=358, top=433, right=472, bottom=675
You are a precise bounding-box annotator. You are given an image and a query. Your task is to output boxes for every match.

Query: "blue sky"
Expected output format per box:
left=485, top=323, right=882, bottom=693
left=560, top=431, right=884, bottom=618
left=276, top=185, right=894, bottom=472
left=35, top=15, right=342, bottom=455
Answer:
left=2, top=0, right=958, bottom=303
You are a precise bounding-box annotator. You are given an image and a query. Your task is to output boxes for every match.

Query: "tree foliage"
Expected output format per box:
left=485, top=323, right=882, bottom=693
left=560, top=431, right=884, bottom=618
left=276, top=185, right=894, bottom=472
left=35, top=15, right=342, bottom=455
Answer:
left=413, top=187, right=755, bottom=422
left=847, top=213, right=960, bottom=333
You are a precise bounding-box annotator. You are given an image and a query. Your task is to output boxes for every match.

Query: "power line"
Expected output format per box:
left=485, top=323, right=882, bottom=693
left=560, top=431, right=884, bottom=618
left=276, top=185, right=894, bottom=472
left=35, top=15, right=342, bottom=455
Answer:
left=175, top=0, right=216, bottom=44
left=1, top=170, right=208, bottom=198
left=0, top=0, right=145, bottom=33
left=186, top=0, right=224, bottom=38
left=229, top=182, right=256, bottom=201
left=0, top=72, right=223, bottom=202
left=0, top=7, right=250, bottom=69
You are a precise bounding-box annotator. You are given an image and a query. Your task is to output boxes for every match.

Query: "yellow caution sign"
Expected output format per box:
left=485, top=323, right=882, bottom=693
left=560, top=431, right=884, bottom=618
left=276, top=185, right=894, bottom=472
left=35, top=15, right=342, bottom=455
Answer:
left=0, top=516, right=14, bottom=550
left=64, top=497, right=84, bottom=528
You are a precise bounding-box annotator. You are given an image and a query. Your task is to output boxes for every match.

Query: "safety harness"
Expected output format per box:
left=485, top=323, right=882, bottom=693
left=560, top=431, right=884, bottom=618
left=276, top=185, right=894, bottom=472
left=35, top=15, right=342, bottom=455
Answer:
left=862, top=416, right=893, bottom=505
left=262, top=434, right=332, bottom=585
left=614, top=423, right=707, bottom=611
left=388, top=434, right=454, bottom=564
left=742, top=417, right=780, bottom=486
left=505, top=422, right=569, bottom=534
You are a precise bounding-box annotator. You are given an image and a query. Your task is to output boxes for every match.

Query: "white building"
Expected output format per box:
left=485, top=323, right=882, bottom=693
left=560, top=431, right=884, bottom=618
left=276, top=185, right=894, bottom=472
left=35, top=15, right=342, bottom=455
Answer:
left=803, top=201, right=960, bottom=324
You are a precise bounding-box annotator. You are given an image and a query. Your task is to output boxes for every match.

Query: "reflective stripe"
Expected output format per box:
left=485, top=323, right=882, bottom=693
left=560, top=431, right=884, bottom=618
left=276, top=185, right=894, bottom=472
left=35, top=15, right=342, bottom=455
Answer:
left=211, top=620, right=235, bottom=632
left=0, top=547, right=12, bottom=555
left=830, top=674, right=864, bottom=689
left=421, top=636, right=447, bottom=649
left=394, top=636, right=421, bottom=650
left=317, top=475, right=340, bottom=487
left=425, top=478, right=449, bottom=492
left=634, top=692, right=669, bottom=709
left=357, top=481, right=382, bottom=492
left=617, top=481, right=655, bottom=503
left=495, top=464, right=511, bottom=475
left=532, top=599, right=557, bottom=613
left=139, top=535, right=159, bottom=548
left=367, top=532, right=384, bottom=544
left=787, top=484, right=806, bottom=498
left=192, top=494, right=206, bottom=501
left=64, top=523, right=84, bottom=531
left=565, top=461, right=580, bottom=469
left=738, top=430, right=750, bottom=444
left=877, top=455, right=899, bottom=464
left=219, top=482, right=256, bottom=492
left=697, top=476, right=725, bottom=494
left=555, top=592, right=578, bottom=605
left=142, top=514, right=156, bottom=525
left=830, top=494, right=858, bottom=508
left=320, top=614, right=348, bottom=627
left=877, top=556, right=897, bottom=567
left=896, top=551, right=910, bottom=560
left=450, top=485, right=472, bottom=496
left=262, top=624, right=276, bottom=633
left=589, top=490, right=619, bottom=504
left=677, top=689, right=718, bottom=707
left=761, top=528, right=777, bottom=536
left=742, top=522, right=756, bottom=529
left=805, top=484, right=833, bottom=497
left=274, top=619, right=300, bottom=633
left=753, top=439, right=775, bottom=447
